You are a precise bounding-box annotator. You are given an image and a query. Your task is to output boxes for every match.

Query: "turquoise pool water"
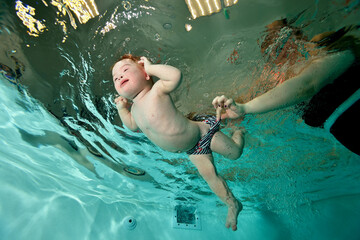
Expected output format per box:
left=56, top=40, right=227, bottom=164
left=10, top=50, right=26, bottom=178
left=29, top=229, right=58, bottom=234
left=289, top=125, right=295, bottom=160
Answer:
left=1, top=0, right=360, bottom=239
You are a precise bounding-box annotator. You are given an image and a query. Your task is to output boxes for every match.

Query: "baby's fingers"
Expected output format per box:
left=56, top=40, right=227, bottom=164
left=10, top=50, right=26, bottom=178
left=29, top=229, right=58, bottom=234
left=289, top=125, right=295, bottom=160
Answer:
left=139, top=56, right=150, bottom=65
left=114, top=95, right=121, bottom=104
left=114, top=96, right=125, bottom=104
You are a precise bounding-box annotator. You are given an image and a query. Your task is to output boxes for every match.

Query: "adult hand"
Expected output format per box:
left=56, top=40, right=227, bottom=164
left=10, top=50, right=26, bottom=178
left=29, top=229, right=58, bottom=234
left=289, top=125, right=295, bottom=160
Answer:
left=212, top=95, right=245, bottom=121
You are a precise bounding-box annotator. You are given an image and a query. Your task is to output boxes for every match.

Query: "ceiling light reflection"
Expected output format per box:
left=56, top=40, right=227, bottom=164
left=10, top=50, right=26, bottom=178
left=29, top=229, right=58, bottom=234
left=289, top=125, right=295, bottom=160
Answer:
left=15, top=0, right=47, bottom=37
left=185, top=0, right=238, bottom=19
left=15, top=0, right=99, bottom=42
left=50, top=0, right=99, bottom=28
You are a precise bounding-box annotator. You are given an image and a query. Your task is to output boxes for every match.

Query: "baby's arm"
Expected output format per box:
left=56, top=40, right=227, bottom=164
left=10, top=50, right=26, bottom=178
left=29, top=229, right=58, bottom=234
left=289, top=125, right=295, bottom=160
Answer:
left=115, top=96, right=138, bottom=131
left=139, top=57, right=182, bottom=94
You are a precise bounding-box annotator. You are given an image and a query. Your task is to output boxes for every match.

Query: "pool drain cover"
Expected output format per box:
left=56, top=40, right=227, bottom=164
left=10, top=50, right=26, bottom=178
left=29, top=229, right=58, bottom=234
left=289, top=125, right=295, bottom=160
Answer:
left=173, top=205, right=201, bottom=230
left=123, top=166, right=145, bottom=176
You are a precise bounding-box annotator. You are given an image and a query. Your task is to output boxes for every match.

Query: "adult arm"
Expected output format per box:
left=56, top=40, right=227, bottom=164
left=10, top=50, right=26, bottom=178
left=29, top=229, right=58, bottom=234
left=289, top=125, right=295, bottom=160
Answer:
left=213, top=50, right=355, bottom=118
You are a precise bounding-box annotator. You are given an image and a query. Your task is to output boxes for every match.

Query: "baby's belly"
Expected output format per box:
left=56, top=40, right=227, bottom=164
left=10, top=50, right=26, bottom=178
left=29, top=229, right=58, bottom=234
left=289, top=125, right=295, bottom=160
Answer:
left=145, top=125, right=201, bottom=153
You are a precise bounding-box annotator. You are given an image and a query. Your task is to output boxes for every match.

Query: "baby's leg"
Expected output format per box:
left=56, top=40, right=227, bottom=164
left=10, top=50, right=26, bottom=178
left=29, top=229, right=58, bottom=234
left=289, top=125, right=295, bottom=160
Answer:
left=189, top=154, right=242, bottom=231
left=210, top=129, right=245, bottom=160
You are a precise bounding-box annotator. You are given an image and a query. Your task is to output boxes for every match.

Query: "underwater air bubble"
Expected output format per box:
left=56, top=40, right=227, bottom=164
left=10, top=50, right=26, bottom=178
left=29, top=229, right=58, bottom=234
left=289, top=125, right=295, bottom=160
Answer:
left=8, top=50, right=17, bottom=54
left=163, top=23, right=172, bottom=30
left=122, top=1, right=131, bottom=10
left=154, top=33, right=161, bottom=41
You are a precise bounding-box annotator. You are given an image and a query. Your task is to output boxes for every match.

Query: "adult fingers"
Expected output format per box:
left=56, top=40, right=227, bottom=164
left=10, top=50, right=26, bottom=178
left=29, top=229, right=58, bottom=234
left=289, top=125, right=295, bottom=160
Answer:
left=212, top=95, right=234, bottom=109
left=212, top=95, right=227, bottom=108
left=224, top=98, right=234, bottom=108
left=216, top=106, right=222, bottom=121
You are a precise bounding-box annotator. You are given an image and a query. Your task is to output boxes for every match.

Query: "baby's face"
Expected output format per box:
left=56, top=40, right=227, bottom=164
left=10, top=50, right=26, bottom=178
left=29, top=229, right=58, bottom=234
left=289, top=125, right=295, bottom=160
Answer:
left=112, top=59, right=148, bottom=99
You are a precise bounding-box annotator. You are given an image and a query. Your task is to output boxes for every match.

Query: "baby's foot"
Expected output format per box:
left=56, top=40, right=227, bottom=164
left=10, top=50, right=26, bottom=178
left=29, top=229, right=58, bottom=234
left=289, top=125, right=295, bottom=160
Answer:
left=225, top=199, right=242, bottom=231
left=233, top=128, right=246, bottom=140
left=232, top=128, right=246, bottom=151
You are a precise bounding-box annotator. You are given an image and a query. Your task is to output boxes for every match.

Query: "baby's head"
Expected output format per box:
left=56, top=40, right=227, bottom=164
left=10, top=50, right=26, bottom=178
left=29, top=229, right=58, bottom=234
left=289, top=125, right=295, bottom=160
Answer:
left=112, top=54, right=152, bottom=100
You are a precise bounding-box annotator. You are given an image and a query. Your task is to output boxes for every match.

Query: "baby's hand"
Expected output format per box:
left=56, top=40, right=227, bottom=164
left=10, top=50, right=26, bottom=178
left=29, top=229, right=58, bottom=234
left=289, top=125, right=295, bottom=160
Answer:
left=138, top=56, right=152, bottom=73
left=212, top=95, right=244, bottom=120
left=115, top=96, right=130, bottom=110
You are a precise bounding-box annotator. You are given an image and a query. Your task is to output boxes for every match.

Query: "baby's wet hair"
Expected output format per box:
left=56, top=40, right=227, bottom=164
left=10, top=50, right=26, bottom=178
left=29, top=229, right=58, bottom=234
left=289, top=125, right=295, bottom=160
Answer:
left=110, top=53, right=154, bottom=82
left=110, top=53, right=141, bottom=72
left=120, top=54, right=141, bottom=62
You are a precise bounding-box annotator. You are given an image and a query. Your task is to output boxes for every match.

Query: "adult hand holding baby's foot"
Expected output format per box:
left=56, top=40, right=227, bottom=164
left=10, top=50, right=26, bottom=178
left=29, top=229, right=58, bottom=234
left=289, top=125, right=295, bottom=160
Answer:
left=212, top=95, right=245, bottom=121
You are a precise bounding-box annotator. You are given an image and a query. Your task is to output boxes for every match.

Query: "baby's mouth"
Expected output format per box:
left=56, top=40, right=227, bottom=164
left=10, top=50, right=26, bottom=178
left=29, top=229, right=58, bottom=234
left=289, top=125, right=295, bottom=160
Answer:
left=120, top=79, right=129, bottom=87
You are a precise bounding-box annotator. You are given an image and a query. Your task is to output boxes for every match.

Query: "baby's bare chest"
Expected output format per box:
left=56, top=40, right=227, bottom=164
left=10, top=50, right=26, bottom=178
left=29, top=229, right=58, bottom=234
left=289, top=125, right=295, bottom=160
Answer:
left=132, top=94, right=180, bottom=132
